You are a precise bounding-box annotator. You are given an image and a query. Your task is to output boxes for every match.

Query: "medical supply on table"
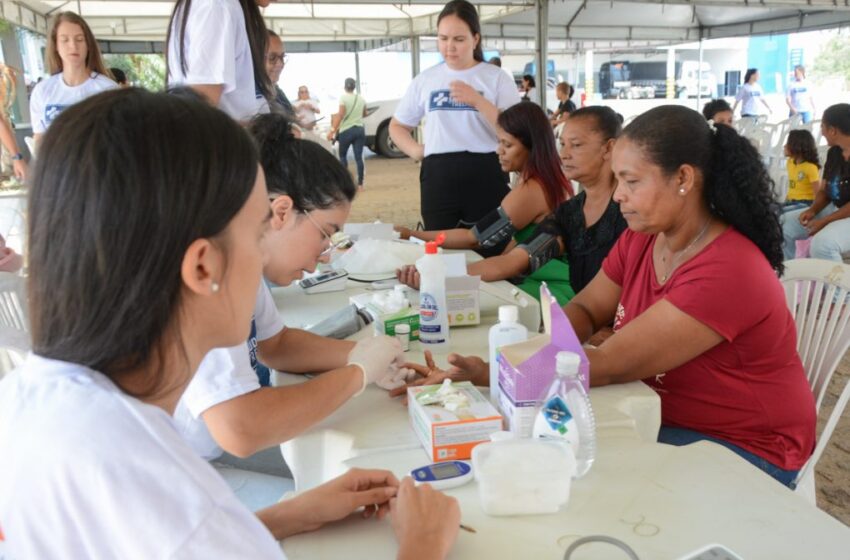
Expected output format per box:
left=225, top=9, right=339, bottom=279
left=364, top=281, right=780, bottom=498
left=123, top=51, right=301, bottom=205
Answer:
left=532, top=351, right=597, bottom=478
left=472, top=431, right=576, bottom=516
left=350, top=286, right=420, bottom=341
left=409, top=460, right=473, bottom=490
left=394, top=323, right=411, bottom=351
left=376, top=366, right=418, bottom=392
left=497, top=283, right=590, bottom=437
left=305, top=304, right=372, bottom=339
left=487, top=305, right=528, bottom=410
left=441, top=253, right=481, bottom=327
left=408, top=380, right=502, bottom=462
left=298, top=269, right=348, bottom=294
left=416, top=234, right=450, bottom=352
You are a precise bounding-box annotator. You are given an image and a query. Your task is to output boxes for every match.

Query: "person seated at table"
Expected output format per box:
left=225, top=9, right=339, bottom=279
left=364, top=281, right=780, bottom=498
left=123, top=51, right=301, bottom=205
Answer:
left=398, top=106, right=816, bottom=488
left=395, top=102, right=575, bottom=303
left=781, top=103, right=850, bottom=263
left=0, top=88, right=460, bottom=558
left=174, top=111, right=405, bottom=462
left=702, top=98, right=734, bottom=127
left=396, top=106, right=626, bottom=308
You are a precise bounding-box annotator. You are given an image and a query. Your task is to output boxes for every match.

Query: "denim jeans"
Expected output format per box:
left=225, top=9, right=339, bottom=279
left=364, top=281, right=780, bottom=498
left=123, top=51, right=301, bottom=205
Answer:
left=790, top=110, right=813, bottom=124
left=338, top=125, right=365, bottom=186
left=781, top=199, right=813, bottom=214
left=781, top=203, right=850, bottom=261
left=658, top=426, right=798, bottom=487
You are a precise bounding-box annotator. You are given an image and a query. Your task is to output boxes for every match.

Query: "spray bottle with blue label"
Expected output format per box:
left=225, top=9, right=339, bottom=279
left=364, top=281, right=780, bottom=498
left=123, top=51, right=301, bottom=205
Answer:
left=416, top=233, right=450, bottom=352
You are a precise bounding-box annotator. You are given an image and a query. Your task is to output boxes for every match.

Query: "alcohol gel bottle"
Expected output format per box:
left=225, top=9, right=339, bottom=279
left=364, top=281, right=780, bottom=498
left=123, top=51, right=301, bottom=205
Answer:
left=532, top=351, right=596, bottom=478
left=488, top=305, right=528, bottom=410
left=416, top=234, right=449, bottom=352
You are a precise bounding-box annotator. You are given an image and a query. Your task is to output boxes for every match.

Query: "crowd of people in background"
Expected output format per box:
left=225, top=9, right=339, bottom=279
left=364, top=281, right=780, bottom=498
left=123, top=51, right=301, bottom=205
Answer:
left=0, top=0, right=846, bottom=557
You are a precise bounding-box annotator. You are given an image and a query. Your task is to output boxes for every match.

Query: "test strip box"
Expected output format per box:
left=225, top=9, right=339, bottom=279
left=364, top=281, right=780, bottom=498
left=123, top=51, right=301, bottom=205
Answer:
left=408, top=381, right=503, bottom=462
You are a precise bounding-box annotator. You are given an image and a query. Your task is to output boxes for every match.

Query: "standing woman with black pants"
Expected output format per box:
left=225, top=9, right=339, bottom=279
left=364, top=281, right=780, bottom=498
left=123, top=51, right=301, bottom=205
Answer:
left=389, top=0, right=520, bottom=243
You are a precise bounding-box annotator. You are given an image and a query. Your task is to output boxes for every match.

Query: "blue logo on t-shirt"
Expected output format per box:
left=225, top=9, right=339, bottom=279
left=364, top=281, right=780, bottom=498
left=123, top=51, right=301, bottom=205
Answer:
left=248, top=317, right=272, bottom=386
left=428, top=89, right=477, bottom=112
left=45, top=104, right=69, bottom=125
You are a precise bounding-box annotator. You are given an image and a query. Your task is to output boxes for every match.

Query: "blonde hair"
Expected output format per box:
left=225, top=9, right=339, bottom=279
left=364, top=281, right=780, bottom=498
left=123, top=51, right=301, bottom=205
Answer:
left=47, top=12, right=109, bottom=76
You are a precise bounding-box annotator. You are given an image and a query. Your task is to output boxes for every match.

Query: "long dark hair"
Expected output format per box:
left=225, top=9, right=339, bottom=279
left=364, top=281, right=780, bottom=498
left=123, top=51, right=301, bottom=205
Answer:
left=438, top=0, right=484, bottom=63
left=167, top=0, right=272, bottom=101
left=249, top=113, right=357, bottom=210
left=702, top=99, right=732, bottom=121
left=497, top=103, right=572, bottom=211
left=786, top=129, right=820, bottom=168
left=28, top=88, right=258, bottom=397
left=744, top=68, right=758, bottom=84
left=623, top=105, right=784, bottom=274
left=47, top=12, right=109, bottom=76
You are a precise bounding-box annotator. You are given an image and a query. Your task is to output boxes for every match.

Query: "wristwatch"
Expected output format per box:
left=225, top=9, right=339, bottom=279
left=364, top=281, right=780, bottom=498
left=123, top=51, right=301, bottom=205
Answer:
left=11, top=153, right=23, bottom=161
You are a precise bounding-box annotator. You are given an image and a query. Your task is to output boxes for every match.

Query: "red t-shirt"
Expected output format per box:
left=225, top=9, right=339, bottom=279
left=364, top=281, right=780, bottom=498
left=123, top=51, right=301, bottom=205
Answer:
left=602, top=227, right=815, bottom=470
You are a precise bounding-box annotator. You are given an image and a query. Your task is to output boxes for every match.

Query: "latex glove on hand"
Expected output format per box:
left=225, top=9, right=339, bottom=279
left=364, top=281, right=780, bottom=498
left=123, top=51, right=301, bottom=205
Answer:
left=347, top=335, right=405, bottom=396
left=376, top=367, right=418, bottom=392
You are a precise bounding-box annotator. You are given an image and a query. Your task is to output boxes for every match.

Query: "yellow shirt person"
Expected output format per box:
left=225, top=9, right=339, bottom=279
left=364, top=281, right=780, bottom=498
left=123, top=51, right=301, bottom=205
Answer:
left=786, top=159, right=819, bottom=202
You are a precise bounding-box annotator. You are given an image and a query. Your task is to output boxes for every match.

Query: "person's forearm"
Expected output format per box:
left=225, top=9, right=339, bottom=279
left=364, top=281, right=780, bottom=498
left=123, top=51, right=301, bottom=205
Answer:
left=473, top=97, right=500, bottom=131
left=411, top=227, right=477, bottom=249
left=564, top=301, right=597, bottom=343
left=397, top=545, right=446, bottom=560
left=259, top=328, right=354, bottom=373
left=824, top=202, right=850, bottom=224
left=389, top=120, right=423, bottom=160
left=809, top=189, right=831, bottom=214
left=467, top=250, right=528, bottom=282
left=0, top=120, right=20, bottom=158
left=208, top=366, right=363, bottom=457
left=257, top=497, right=317, bottom=541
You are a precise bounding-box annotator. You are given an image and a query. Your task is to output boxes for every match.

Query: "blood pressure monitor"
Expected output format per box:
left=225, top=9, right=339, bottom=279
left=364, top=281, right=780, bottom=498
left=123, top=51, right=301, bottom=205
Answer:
left=410, top=461, right=473, bottom=490
left=298, top=269, right=349, bottom=294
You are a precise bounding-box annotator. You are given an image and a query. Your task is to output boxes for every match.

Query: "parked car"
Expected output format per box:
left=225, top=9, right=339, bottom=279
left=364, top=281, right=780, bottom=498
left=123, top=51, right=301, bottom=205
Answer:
left=363, top=98, right=405, bottom=158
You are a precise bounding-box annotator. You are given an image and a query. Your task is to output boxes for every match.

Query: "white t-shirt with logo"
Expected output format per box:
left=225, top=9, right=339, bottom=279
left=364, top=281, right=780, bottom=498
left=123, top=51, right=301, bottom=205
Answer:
left=0, top=354, right=284, bottom=558
left=167, top=0, right=269, bottom=121
left=736, top=82, right=766, bottom=116
left=788, top=79, right=814, bottom=113
left=29, top=72, right=117, bottom=133
left=394, top=61, right=520, bottom=157
left=175, top=282, right=286, bottom=460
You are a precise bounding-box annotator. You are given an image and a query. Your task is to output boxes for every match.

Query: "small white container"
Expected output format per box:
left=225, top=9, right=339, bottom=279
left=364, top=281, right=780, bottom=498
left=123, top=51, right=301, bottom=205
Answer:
left=471, top=434, right=576, bottom=516
left=394, top=323, right=411, bottom=352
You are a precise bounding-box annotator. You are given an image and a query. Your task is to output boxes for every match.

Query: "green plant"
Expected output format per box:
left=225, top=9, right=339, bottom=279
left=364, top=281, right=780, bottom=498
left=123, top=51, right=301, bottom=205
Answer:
left=812, top=32, right=850, bottom=84
left=104, top=53, right=166, bottom=91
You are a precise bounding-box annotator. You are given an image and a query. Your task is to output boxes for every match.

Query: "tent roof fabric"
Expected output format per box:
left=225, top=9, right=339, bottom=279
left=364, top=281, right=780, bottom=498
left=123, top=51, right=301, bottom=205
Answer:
left=6, top=0, right=850, bottom=46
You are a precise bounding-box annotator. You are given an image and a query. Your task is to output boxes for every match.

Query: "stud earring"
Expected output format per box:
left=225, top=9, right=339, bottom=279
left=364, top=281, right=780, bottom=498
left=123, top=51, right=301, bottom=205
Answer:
left=211, top=282, right=220, bottom=293
left=679, top=188, right=686, bottom=194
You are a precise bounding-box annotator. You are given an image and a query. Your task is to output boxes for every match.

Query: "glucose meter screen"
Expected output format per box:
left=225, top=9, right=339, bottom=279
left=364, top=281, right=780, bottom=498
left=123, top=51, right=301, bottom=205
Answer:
left=431, top=463, right=461, bottom=479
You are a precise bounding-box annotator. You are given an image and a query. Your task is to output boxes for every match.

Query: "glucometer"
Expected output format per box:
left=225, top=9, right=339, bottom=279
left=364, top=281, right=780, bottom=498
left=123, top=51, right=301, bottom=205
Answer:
left=299, top=269, right=349, bottom=294
left=410, top=461, right=473, bottom=490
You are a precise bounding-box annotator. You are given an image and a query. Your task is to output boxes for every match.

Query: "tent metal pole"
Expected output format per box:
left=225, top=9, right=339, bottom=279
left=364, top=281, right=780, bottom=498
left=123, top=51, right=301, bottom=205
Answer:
left=354, top=46, right=361, bottom=94
left=697, top=35, right=704, bottom=109
left=411, top=35, right=421, bottom=79
left=534, top=0, right=548, bottom=108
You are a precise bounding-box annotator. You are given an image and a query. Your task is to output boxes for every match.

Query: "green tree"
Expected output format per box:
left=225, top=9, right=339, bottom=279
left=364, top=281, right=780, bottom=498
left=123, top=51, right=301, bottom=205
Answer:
left=812, top=32, right=850, bottom=85
left=104, top=53, right=166, bottom=91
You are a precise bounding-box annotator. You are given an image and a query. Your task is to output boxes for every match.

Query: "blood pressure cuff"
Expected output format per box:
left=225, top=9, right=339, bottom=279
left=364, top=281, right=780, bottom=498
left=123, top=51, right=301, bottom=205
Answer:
left=516, top=229, right=562, bottom=273
left=470, top=206, right=516, bottom=248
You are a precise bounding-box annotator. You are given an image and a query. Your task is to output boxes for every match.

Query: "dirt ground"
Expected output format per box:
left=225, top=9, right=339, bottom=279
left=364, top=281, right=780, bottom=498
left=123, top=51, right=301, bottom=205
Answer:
left=350, top=155, right=850, bottom=527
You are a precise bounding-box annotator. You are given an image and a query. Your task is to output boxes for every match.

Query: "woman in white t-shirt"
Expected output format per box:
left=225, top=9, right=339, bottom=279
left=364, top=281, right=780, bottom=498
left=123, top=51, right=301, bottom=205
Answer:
left=389, top=0, right=520, bottom=252
left=0, top=89, right=459, bottom=559
left=732, top=68, right=772, bottom=119
left=175, top=112, right=404, bottom=462
left=29, top=12, right=117, bottom=144
left=166, top=0, right=272, bottom=121
left=786, top=65, right=816, bottom=124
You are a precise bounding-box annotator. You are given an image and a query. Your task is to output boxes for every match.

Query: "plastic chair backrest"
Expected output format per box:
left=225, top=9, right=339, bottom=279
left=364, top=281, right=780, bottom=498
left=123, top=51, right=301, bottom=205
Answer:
left=781, top=259, right=850, bottom=495
left=24, top=136, right=35, bottom=160
left=0, top=272, right=29, bottom=355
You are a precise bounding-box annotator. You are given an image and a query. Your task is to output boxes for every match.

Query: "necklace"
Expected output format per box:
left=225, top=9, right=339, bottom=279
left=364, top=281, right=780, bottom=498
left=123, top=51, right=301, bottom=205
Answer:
left=659, top=219, right=712, bottom=282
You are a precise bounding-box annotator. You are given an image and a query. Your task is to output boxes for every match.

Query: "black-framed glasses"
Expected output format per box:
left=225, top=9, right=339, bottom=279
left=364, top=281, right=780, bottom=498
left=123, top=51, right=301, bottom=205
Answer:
left=266, top=53, right=287, bottom=64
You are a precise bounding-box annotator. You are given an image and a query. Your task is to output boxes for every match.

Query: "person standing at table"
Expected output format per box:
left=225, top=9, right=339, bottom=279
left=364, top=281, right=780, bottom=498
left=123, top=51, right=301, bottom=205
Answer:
left=29, top=12, right=117, bottom=146
left=328, top=77, right=367, bottom=189
left=0, top=88, right=460, bottom=558
left=732, top=68, right=772, bottom=119
left=389, top=0, right=521, bottom=237
left=166, top=0, right=272, bottom=121
left=786, top=65, right=816, bottom=124
left=174, top=112, right=405, bottom=462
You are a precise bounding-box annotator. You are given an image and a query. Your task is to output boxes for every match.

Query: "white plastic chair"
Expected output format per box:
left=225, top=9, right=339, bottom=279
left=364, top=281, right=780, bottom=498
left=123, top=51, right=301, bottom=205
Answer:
left=0, top=272, right=29, bottom=376
left=781, top=259, right=850, bottom=504
left=23, top=136, right=35, bottom=160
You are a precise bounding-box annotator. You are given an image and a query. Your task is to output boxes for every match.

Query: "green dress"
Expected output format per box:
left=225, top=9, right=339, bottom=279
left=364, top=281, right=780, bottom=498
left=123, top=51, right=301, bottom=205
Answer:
left=512, top=222, right=575, bottom=305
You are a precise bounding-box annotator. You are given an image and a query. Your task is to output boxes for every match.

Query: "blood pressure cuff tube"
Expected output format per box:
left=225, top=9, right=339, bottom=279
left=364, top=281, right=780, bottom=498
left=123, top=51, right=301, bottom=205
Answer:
left=517, top=230, right=562, bottom=273
left=470, top=206, right=516, bottom=248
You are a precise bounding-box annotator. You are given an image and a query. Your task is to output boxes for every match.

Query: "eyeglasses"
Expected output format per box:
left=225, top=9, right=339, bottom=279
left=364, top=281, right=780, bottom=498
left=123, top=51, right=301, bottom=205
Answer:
left=266, top=53, right=288, bottom=64
left=303, top=211, right=349, bottom=256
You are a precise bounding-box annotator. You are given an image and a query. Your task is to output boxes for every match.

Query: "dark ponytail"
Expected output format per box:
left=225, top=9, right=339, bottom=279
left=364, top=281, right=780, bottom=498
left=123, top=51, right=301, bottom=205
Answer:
left=623, top=105, right=784, bottom=275
left=248, top=112, right=357, bottom=211
left=438, top=0, right=484, bottom=62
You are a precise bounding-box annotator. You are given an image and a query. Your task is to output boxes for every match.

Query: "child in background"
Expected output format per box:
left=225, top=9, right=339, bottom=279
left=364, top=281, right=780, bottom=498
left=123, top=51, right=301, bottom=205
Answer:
left=783, top=129, right=821, bottom=213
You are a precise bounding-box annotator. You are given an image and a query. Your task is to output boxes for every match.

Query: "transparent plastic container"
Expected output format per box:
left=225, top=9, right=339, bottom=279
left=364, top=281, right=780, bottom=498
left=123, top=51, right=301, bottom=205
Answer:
left=471, top=433, right=576, bottom=516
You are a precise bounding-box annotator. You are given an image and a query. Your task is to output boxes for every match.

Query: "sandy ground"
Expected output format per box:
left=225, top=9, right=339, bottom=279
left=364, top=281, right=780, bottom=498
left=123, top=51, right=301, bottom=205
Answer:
left=351, top=154, right=850, bottom=526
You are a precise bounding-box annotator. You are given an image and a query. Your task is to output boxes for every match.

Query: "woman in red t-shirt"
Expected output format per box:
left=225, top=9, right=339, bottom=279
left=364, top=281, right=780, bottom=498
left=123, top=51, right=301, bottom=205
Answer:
left=565, top=105, right=816, bottom=487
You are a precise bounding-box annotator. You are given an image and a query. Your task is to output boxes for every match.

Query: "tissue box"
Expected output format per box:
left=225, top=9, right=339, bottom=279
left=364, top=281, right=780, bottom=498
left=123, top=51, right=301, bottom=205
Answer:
left=497, top=283, right=590, bottom=437
left=350, top=293, right=420, bottom=340
left=408, top=381, right=503, bottom=462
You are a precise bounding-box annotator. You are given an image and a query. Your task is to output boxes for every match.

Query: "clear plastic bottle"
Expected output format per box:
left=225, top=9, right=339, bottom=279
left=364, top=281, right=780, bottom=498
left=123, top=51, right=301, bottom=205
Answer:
left=416, top=237, right=450, bottom=352
left=532, top=351, right=596, bottom=478
left=488, top=305, right=528, bottom=410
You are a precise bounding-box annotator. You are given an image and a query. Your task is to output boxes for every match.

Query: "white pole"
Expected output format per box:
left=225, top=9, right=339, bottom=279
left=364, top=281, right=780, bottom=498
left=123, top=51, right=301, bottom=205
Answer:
left=666, top=47, right=675, bottom=99
left=697, top=37, right=705, bottom=109
left=584, top=49, right=594, bottom=105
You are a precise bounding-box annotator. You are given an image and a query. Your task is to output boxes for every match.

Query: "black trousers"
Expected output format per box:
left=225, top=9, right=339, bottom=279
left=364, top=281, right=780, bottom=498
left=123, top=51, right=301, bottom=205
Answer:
left=420, top=151, right=510, bottom=257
